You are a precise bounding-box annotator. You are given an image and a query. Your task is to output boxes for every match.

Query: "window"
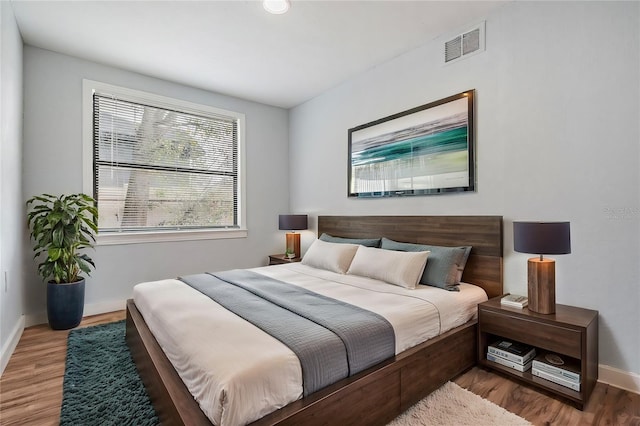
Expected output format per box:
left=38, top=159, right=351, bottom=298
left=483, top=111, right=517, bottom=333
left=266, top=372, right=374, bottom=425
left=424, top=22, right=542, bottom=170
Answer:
left=83, top=80, right=246, bottom=244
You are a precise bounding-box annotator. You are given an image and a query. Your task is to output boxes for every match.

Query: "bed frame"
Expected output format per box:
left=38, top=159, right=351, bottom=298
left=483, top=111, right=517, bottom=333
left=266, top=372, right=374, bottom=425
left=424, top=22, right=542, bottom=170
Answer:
left=126, top=215, right=503, bottom=425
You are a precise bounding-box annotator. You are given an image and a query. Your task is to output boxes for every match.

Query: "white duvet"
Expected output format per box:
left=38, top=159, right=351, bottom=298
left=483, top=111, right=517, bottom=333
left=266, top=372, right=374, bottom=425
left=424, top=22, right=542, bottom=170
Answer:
left=132, top=263, right=487, bottom=426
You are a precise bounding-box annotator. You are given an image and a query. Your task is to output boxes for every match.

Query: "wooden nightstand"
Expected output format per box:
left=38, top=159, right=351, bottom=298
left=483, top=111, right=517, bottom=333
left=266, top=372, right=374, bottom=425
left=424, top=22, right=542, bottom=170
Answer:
left=268, top=254, right=302, bottom=265
left=478, top=296, right=598, bottom=409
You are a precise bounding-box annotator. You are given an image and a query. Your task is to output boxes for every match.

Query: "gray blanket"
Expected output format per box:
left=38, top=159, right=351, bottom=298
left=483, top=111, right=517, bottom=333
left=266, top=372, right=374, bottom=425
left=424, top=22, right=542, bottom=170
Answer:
left=179, top=269, right=395, bottom=396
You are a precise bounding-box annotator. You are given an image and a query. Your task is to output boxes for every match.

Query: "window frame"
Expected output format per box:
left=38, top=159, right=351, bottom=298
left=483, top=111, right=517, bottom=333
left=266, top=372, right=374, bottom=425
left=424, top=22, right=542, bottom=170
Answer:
left=82, top=79, right=247, bottom=245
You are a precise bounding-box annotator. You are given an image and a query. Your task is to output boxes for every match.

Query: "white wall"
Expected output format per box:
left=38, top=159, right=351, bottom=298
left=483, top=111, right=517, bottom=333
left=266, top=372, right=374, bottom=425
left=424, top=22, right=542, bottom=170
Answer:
left=21, top=47, right=290, bottom=324
left=290, top=1, right=640, bottom=379
left=0, top=1, right=25, bottom=374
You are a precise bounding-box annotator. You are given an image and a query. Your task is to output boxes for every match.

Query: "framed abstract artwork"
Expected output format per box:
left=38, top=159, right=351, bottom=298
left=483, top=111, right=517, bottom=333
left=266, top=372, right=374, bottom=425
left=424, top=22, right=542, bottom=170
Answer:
left=348, top=90, right=475, bottom=198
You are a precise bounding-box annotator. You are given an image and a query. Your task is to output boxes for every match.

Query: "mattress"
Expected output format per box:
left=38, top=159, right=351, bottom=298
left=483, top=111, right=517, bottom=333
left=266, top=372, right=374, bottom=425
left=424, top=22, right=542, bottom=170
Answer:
left=132, top=263, right=488, bottom=426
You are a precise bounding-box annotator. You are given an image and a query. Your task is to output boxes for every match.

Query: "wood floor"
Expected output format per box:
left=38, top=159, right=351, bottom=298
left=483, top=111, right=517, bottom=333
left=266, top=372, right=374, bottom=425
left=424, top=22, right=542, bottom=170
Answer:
left=0, top=310, right=126, bottom=426
left=1, top=311, right=638, bottom=426
left=454, top=367, right=640, bottom=426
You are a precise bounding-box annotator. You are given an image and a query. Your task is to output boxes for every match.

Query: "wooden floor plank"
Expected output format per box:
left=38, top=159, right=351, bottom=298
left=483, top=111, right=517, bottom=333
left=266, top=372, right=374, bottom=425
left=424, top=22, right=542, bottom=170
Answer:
left=0, top=310, right=126, bottom=426
left=453, top=366, right=640, bottom=425
left=1, top=310, right=639, bottom=425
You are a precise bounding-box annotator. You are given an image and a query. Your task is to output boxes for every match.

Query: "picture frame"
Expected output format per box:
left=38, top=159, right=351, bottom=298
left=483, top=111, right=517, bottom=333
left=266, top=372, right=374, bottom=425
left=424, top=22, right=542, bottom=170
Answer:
left=348, top=90, right=475, bottom=198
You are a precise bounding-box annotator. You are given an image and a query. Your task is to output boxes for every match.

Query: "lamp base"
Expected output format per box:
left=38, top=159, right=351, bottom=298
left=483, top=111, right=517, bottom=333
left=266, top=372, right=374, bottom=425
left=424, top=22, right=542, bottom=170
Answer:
left=285, top=232, right=301, bottom=258
left=527, top=258, right=556, bottom=314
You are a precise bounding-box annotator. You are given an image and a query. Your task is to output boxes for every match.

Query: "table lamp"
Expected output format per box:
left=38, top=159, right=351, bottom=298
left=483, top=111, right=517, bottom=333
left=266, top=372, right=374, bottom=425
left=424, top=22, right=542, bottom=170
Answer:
left=278, top=214, right=308, bottom=258
left=513, top=221, right=571, bottom=314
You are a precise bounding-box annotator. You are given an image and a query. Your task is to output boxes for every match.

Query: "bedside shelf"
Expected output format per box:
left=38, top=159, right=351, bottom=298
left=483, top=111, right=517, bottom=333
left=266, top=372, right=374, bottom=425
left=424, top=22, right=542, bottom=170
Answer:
left=482, top=359, right=582, bottom=401
left=478, top=297, right=598, bottom=410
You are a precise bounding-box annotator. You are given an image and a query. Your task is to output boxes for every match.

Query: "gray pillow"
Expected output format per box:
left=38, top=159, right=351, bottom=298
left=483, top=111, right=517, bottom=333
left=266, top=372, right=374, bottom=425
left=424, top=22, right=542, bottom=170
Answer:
left=319, top=233, right=381, bottom=248
left=380, top=237, right=472, bottom=291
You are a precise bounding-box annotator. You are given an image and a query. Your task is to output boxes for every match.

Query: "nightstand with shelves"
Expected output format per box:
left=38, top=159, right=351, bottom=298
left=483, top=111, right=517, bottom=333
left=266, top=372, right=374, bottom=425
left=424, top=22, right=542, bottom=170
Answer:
left=478, top=297, right=598, bottom=409
left=268, top=254, right=302, bottom=265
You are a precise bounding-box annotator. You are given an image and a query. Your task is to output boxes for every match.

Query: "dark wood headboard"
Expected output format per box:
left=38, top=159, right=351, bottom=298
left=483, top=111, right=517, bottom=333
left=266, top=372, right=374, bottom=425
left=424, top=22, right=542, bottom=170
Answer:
left=317, top=215, right=503, bottom=298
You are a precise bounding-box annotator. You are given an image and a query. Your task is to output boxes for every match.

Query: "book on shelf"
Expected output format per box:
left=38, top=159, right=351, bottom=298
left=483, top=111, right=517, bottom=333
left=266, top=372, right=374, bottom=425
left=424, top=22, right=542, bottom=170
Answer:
left=487, top=352, right=532, bottom=372
left=488, top=340, right=536, bottom=365
left=532, top=352, right=581, bottom=383
left=532, top=367, right=581, bottom=391
left=500, top=294, right=528, bottom=308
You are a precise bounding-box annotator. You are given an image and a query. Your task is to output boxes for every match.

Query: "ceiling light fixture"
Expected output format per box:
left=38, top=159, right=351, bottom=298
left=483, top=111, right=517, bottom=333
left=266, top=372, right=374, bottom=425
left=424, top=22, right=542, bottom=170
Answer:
left=263, top=0, right=290, bottom=15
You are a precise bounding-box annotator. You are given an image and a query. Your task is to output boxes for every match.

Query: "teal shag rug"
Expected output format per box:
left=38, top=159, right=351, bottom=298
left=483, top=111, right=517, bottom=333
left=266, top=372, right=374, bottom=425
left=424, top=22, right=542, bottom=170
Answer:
left=60, top=320, right=159, bottom=426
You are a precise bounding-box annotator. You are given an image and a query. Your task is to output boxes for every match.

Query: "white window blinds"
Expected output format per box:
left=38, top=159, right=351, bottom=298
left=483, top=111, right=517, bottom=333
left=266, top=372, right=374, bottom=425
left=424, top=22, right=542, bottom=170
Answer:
left=92, top=94, right=240, bottom=232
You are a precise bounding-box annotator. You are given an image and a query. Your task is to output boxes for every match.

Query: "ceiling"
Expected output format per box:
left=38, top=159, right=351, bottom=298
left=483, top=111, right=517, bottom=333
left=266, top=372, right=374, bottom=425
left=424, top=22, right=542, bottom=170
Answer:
left=10, top=1, right=506, bottom=109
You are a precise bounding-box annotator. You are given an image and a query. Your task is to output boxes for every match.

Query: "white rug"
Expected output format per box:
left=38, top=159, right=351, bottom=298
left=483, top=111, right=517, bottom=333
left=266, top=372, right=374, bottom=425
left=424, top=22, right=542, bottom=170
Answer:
left=388, top=382, right=532, bottom=426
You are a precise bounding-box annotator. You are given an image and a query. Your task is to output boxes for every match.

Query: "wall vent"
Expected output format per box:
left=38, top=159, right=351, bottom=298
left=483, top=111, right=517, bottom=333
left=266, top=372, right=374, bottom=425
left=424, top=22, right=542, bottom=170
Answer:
left=444, top=21, right=485, bottom=65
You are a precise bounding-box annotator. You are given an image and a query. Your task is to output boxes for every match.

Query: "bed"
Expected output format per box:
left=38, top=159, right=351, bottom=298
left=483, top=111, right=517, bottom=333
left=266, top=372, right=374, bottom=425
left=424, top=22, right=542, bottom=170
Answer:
left=126, top=215, right=503, bottom=426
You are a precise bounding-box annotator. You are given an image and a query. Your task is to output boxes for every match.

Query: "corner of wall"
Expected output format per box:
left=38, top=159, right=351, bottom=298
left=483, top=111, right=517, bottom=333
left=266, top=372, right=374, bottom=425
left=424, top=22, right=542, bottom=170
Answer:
left=0, top=315, right=24, bottom=376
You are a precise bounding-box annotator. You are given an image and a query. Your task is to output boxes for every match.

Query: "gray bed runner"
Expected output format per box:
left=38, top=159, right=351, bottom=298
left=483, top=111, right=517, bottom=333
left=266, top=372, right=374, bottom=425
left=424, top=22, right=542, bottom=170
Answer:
left=178, top=269, right=395, bottom=396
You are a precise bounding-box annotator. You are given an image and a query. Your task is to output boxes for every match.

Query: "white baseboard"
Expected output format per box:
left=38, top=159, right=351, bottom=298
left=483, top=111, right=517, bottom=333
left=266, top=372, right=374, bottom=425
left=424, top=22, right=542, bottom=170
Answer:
left=4, top=300, right=126, bottom=376
left=24, top=311, right=47, bottom=328
left=24, top=299, right=127, bottom=328
left=83, top=299, right=127, bottom=317
left=0, top=315, right=25, bottom=376
left=599, top=364, right=640, bottom=395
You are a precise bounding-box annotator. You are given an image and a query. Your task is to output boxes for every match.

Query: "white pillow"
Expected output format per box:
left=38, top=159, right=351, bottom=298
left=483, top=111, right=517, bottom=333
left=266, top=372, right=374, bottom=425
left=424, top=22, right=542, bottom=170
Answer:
left=301, top=239, right=359, bottom=274
left=347, top=246, right=430, bottom=289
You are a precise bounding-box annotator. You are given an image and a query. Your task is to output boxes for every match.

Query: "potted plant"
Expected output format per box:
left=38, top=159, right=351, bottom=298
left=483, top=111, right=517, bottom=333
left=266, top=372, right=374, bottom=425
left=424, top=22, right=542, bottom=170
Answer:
left=26, top=193, right=98, bottom=330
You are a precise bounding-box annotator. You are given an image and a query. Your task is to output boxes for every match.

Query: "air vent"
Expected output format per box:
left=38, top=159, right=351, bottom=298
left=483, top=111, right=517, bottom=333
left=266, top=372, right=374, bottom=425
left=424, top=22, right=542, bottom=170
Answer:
left=445, top=36, right=462, bottom=62
left=463, top=28, right=480, bottom=55
left=444, top=21, right=485, bottom=65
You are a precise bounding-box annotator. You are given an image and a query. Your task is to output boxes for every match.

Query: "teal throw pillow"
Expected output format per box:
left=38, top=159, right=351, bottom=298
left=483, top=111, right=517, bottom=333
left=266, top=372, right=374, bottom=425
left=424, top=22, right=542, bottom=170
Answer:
left=319, top=233, right=381, bottom=248
left=380, top=237, right=472, bottom=291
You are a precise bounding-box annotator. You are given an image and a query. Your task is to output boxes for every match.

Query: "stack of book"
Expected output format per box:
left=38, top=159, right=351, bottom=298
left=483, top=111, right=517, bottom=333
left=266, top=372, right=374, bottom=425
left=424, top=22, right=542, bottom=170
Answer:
left=500, top=294, right=528, bottom=308
left=487, top=340, right=536, bottom=372
left=532, top=352, right=581, bottom=391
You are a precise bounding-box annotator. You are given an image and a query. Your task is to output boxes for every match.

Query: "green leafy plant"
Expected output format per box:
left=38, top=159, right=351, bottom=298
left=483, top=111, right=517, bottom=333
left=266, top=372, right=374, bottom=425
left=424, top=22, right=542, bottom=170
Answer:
left=26, top=193, right=98, bottom=284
